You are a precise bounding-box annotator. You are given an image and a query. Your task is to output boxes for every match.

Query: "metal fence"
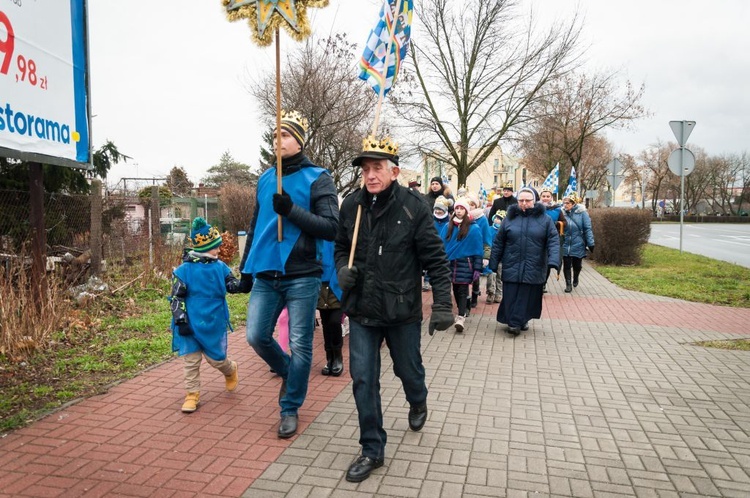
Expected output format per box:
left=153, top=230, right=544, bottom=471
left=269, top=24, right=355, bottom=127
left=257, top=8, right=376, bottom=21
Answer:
left=0, top=188, right=158, bottom=266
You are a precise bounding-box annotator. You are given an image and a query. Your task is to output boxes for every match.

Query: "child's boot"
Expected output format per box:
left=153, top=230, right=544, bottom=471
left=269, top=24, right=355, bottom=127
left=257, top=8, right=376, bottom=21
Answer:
left=225, top=361, right=239, bottom=391
left=182, top=391, right=200, bottom=413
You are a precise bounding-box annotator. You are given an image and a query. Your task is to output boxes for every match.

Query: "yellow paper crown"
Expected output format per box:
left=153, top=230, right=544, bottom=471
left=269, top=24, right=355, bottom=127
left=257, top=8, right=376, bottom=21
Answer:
left=281, top=109, right=309, bottom=133
left=362, top=135, right=399, bottom=156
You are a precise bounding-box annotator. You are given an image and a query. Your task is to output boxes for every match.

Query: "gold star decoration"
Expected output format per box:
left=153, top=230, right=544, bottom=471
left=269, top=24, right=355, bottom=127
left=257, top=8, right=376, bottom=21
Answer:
left=223, top=0, right=329, bottom=47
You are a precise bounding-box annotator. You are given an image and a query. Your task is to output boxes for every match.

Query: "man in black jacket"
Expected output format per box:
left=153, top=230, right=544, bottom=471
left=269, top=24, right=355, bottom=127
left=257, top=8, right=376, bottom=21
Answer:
left=488, top=181, right=518, bottom=221
left=238, top=111, right=339, bottom=439
left=335, top=137, right=454, bottom=483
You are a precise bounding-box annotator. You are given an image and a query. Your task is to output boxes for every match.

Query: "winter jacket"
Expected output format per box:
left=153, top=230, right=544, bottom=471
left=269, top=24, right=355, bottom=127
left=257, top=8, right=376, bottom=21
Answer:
left=239, top=153, right=339, bottom=279
left=489, top=203, right=560, bottom=285
left=335, top=181, right=452, bottom=326
left=488, top=194, right=518, bottom=221
left=562, top=204, right=594, bottom=258
left=440, top=222, right=483, bottom=284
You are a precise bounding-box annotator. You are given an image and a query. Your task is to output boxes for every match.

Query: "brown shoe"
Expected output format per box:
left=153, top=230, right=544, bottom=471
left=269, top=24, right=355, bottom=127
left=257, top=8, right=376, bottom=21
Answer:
left=181, top=392, right=200, bottom=413
left=225, top=361, right=238, bottom=391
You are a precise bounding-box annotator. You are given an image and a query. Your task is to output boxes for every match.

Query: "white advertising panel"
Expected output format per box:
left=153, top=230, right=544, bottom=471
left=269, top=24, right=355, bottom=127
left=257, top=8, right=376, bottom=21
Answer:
left=0, top=0, right=90, bottom=168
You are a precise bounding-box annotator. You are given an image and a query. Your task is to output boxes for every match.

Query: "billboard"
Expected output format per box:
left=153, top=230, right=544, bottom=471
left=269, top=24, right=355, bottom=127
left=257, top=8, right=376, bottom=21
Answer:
left=0, top=0, right=90, bottom=169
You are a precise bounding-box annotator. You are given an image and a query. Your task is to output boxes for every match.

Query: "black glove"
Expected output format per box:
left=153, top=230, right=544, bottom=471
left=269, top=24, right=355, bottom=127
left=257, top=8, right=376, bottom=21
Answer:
left=337, top=265, right=359, bottom=292
left=272, top=191, right=293, bottom=216
left=177, top=322, right=194, bottom=337
left=238, top=273, right=253, bottom=293
left=587, top=246, right=595, bottom=254
left=428, top=305, right=454, bottom=336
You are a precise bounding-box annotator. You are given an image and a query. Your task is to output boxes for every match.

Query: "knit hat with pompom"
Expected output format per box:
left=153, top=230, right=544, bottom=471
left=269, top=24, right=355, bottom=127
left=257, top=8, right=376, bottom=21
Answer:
left=190, top=217, right=222, bottom=252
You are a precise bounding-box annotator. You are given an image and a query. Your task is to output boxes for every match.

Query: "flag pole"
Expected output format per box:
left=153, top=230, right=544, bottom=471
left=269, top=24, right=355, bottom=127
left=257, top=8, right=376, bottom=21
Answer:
left=349, top=0, right=403, bottom=268
left=275, top=28, right=283, bottom=242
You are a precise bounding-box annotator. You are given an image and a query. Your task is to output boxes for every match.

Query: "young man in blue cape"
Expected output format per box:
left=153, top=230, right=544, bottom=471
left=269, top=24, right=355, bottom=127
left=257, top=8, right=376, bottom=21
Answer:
left=238, top=110, right=339, bottom=439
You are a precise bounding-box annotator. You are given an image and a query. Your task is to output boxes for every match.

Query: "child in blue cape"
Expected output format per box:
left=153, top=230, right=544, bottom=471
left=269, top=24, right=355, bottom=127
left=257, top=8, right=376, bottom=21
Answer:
left=169, top=217, right=244, bottom=413
left=466, top=193, right=494, bottom=310
left=440, top=198, right=484, bottom=332
left=423, top=196, right=452, bottom=292
left=485, top=211, right=504, bottom=303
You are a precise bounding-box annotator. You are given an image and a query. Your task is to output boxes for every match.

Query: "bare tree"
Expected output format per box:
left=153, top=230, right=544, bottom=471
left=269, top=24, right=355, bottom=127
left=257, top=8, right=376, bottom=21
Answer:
left=701, top=152, right=750, bottom=215
left=393, top=0, right=582, bottom=187
left=521, top=71, right=647, bottom=196
left=249, top=34, right=376, bottom=196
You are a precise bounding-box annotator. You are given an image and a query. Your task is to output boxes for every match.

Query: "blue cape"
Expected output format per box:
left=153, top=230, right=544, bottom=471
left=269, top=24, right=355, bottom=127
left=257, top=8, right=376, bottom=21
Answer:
left=441, top=222, right=484, bottom=260
left=244, top=166, right=326, bottom=276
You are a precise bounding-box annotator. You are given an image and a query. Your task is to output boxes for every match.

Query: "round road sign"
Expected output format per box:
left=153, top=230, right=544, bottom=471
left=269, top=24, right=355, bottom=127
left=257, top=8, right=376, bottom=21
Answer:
left=668, top=148, right=695, bottom=176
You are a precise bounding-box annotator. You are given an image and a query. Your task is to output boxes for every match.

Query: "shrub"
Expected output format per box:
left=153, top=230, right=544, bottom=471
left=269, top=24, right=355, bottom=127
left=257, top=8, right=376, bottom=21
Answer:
left=219, top=184, right=255, bottom=236
left=588, top=208, right=651, bottom=265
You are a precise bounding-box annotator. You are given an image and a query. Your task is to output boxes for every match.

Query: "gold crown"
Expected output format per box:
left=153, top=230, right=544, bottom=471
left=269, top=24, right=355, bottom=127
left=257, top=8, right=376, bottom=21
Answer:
left=362, top=135, right=398, bottom=155
left=280, top=109, right=309, bottom=133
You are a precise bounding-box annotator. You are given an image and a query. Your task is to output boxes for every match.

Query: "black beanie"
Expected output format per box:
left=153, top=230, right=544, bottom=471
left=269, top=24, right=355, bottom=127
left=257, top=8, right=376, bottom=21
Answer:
left=430, top=176, right=443, bottom=187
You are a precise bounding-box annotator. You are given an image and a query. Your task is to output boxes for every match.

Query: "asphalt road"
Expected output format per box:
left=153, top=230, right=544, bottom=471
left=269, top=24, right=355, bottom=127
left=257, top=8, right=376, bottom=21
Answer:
left=649, top=223, right=750, bottom=268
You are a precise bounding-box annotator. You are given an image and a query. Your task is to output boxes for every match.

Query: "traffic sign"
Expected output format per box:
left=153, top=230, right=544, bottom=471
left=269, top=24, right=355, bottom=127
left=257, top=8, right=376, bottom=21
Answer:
left=669, top=120, right=696, bottom=147
left=609, top=176, right=624, bottom=191
left=606, top=158, right=624, bottom=175
left=668, top=148, right=695, bottom=176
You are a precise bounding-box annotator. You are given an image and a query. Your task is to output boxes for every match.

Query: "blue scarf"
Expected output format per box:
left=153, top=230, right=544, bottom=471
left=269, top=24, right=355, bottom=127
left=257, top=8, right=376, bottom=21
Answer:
left=244, top=165, right=327, bottom=276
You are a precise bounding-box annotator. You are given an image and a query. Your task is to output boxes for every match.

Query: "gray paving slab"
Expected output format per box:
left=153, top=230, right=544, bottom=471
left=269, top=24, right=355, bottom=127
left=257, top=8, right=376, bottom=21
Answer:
left=245, top=263, right=750, bottom=497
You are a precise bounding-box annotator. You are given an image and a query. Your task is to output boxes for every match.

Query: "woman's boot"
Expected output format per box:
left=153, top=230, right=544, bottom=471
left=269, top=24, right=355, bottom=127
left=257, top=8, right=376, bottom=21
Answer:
left=321, top=347, right=333, bottom=375
left=565, top=280, right=573, bottom=293
left=331, top=347, right=344, bottom=376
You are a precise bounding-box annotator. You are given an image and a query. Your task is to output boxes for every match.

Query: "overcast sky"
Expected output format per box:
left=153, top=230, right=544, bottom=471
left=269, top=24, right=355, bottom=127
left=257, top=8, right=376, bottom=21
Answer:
left=88, top=0, right=750, bottom=188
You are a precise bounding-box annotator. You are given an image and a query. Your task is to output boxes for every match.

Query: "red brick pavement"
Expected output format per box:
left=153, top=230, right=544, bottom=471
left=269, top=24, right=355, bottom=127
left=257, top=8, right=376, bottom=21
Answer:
left=0, top=330, right=350, bottom=498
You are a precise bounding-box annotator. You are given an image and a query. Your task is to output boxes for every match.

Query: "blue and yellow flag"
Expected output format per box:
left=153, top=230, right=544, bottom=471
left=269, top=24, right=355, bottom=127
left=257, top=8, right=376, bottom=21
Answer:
left=358, top=0, right=414, bottom=96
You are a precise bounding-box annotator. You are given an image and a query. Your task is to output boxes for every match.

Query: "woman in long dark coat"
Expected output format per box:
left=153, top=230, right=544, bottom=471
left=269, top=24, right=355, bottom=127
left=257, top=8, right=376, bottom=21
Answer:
left=489, top=187, right=560, bottom=335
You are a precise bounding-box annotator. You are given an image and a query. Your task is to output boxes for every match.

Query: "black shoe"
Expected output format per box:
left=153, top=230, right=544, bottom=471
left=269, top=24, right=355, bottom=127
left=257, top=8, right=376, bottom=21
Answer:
left=573, top=279, right=579, bottom=288
left=321, top=348, right=333, bottom=376
left=279, top=378, right=287, bottom=402
left=277, top=414, right=297, bottom=439
left=408, top=403, right=428, bottom=431
left=345, top=455, right=384, bottom=483
left=471, top=295, right=478, bottom=308
left=521, top=322, right=529, bottom=331
left=330, top=347, right=344, bottom=377
left=565, top=281, right=573, bottom=293
left=507, top=326, right=520, bottom=336
left=542, top=284, right=547, bottom=293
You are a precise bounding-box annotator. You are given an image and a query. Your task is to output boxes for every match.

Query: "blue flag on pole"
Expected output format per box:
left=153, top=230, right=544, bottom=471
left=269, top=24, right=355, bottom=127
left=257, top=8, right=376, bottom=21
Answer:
left=563, top=166, right=577, bottom=198
left=358, top=0, right=414, bottom=96
left=541, top=163, right=559, bottom=196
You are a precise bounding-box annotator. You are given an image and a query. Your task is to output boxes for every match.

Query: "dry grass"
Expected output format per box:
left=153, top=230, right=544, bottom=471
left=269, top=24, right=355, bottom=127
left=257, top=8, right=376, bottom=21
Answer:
left=0, top=258, right=72, bottom=357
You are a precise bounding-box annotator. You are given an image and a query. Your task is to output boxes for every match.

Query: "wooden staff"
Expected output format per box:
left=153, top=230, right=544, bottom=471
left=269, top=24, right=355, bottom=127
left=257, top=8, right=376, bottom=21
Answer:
left=275, top=28, right=283, bottom=242
left=348, top=0, right=403, bottom=268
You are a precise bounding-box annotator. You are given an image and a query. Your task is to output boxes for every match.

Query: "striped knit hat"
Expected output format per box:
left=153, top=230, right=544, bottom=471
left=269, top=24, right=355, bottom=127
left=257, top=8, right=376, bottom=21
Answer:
left=190, top=217, right=222, bottom=252
left=279, top=110, right=308, bottom=148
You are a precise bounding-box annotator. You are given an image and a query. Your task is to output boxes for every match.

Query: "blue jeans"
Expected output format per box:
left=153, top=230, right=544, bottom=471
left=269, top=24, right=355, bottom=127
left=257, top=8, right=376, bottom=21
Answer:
left=349, top=320, right=427, bottom=461
left=246, top=276, right=320, bottom=416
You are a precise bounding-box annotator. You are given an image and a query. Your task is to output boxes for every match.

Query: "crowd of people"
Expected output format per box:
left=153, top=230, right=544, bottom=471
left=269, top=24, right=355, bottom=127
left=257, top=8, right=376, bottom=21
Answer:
left=167, top=110, right=595, bottom=483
